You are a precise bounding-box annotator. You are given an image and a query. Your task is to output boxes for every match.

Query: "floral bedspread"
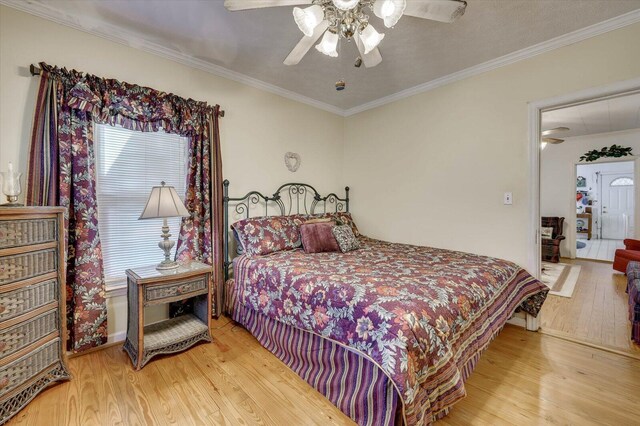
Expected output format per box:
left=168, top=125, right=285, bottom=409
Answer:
left=233, top=237, right=548, bottom=425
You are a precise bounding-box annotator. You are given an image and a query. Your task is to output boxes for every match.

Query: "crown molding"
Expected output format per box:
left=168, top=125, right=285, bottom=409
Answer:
left=2, top=1, right=639, bottom=118
left=343, top=8, right=640, bottom=116
left=0, top=0, right=345, bottom=116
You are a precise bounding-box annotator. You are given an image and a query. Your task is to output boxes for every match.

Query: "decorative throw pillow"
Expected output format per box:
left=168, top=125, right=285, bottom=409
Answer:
left=231, top=216, right=302, bottom=256
left=332, top=224, right=360, bottom=253
left=300, top=222, right=340, bottom=253
left=331, top=212, right=360, bottom=236
left=305, top=212, right=360, bottom=236
left=541, top=226, right=554, bottom=239
left=305, top=217, right=333, bottom=224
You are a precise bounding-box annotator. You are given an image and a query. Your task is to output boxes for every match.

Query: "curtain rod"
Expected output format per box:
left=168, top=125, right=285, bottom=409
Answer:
left=29, top=64, right=225, bottom=118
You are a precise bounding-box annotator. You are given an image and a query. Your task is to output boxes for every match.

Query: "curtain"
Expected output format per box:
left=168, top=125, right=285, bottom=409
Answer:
left=175, top=106, right=225, bottom=316
left=27, top=62, right=223, bottom=352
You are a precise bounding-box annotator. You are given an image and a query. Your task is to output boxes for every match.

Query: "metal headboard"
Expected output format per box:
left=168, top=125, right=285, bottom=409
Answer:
left=223, top=179, right=350, bottom=280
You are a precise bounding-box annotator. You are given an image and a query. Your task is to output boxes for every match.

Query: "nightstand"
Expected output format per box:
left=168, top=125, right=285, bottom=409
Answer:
left=123, top=261, right=212, bottom=370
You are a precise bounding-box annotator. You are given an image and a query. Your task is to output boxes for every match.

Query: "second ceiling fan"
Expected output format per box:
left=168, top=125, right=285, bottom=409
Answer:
left=224, top=0, right=468, bottom=68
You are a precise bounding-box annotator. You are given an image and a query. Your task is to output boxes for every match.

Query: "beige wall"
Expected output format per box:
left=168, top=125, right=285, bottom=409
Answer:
left=344, top=23, right=640, bottom=270
left=541, top=130, right=640, bottom=257
left=3, top=5, right=640, bottom=342
left=0, top=6, right=345, bottom=341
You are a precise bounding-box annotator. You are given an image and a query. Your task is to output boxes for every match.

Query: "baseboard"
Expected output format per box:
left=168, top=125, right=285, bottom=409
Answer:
left=108, top=330, right=126, bottom=344
left=507, top=312, right=527, bottom=328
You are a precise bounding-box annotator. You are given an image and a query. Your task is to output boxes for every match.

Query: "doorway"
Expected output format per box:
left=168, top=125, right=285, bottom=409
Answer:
left=574, top=160, right=635, bottom=262
left=532, top=82, right=640, bottom=356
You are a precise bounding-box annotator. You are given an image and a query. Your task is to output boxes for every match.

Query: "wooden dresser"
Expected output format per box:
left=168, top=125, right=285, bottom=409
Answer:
left=0, top=207, right=71, bottom=424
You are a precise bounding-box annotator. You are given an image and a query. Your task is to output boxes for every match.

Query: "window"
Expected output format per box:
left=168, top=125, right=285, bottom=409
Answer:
left=95, top=124, right=188, bottom=289
left=610, top=177, right=634, bottom=187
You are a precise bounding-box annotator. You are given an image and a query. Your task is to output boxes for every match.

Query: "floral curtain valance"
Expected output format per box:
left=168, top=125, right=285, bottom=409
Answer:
left=39, top=62, right=216, bottom=136
left=28, top=62, right=223, bottom=353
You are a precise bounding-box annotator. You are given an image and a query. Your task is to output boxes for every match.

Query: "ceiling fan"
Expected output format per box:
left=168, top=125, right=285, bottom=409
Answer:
left=541, top=127, right=570, bottom=149
left=224, top=0, right=468, bottom=68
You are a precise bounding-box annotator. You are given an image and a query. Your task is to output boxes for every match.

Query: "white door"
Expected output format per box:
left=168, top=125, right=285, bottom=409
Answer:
left=601, top=172, right=634, bottom=239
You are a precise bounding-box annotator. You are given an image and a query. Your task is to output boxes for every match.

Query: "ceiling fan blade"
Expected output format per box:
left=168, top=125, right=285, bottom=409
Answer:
left=542, top=137, right=564, bottom=144
left=224, top=0, right=311, bottom=11
left=283, top=21, right=330, bottom=65
left=541, top=126, right=570, bottom=136
left=403, top=0, right=467, bottom=23
left=354, top=33, right=382, bottom=68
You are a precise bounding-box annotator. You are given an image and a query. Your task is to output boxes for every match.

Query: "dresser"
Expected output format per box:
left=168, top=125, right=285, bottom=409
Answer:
left=123, top=261, right=212, bottom=370
left=0, top=207, right=71, bottom=423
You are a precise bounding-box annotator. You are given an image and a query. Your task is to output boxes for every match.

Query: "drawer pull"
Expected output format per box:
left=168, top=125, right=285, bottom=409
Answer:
left=0, top=377, right=8, bottom=389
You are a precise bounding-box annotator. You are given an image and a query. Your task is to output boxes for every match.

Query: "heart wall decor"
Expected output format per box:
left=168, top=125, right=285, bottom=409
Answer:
left=284, top=152, right=301, bottom=172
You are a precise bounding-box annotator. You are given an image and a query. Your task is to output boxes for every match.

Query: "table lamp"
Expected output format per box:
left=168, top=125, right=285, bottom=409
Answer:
left=139, top=181, right=190, bottom=270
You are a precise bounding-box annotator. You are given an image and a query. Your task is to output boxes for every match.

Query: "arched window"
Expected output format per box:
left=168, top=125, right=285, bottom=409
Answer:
left=610, top=177, right=634, bottom=187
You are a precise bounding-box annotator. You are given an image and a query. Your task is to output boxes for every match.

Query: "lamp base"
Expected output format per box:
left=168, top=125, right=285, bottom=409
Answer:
left=156, top=260, right=180, bottom=270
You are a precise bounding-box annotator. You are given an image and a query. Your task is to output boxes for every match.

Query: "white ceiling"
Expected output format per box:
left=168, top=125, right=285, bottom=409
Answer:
left=542, top=92, right=640, bottom=138
left=7, top=0, right=640, bottom=113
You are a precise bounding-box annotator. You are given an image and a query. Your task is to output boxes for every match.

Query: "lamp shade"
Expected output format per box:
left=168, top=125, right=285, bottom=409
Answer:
left=293, top=5, right=324, bottom=37
left=332, top=0, right=359, bottom=10
left=373, top=0, right=406, bottom=28
left=359, top=24, right=385, bottom=54
left=139, top=182, right=190, bottom=219
left=315, top=31, right=339, bottom=57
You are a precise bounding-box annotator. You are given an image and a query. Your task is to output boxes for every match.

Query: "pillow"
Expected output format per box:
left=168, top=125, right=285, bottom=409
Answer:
left=541, top=226, right=554, bottom=239
left=305, top=212, right=360, bottom=236
left=232, top=227, right=244, bottom=255
left=332, top=224, right=360, bottom=253
left=300, top=222, right=340, bottom=253
left=305, top=217, right=333, bottom=224
left=231, top=216, right=302, bottom=256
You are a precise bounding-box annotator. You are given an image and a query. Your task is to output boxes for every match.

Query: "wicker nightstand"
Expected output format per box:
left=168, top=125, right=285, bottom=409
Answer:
left=123, top=261, right=212, bottom=370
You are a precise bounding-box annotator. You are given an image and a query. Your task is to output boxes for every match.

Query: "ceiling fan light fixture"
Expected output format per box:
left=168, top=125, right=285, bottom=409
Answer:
left=293, top=5, right=324, bottom=37
left=332, top=0, right=360, bottom=11
left=315, top=30, right=339, bottom=57
left=359, top=24, right=385, bottom=54
left=373, top=0, right=406, bottom=28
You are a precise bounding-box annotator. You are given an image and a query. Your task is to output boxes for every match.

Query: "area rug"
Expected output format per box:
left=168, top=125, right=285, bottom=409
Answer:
left=540, top=262, right=581, bottom=298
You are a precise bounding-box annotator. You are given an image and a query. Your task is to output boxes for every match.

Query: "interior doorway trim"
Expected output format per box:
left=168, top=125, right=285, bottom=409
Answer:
left=527, top=77, right=640, bottom=280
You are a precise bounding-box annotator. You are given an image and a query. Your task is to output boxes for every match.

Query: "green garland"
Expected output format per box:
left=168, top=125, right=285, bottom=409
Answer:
left=579, top=144, right=633, bottom=162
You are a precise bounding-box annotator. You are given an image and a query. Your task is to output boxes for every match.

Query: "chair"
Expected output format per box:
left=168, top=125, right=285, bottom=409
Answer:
left=541, top=217, right=565, bottom=263
left=613, top=239, right=640, bottom=273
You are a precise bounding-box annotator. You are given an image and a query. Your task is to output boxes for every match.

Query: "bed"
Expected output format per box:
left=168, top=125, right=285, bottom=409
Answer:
left=222, top=180, right=548, bottom=425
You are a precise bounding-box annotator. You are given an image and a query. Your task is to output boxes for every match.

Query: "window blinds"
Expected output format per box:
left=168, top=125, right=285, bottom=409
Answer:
left=95, top=124, right=188, bottom=287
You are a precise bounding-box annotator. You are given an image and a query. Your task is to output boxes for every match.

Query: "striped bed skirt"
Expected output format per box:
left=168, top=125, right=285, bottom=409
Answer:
left=227, top=280, right=399, bottom=425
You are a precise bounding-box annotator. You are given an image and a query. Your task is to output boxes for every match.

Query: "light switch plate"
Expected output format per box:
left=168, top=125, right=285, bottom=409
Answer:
left=504, top=192, right=513, bottom=205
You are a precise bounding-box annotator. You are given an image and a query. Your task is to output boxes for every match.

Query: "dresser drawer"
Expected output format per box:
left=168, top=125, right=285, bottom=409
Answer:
left=0, top=310, right=58, bottom=359
left=0, top=249, right=57, bottom=287
left=144, top=277, right=208, bottom=305
left=0, top=338, right=60, bottom=398
left=0, top=279, right=58, bottom=322
left=0, top=218, right=57, bottom=250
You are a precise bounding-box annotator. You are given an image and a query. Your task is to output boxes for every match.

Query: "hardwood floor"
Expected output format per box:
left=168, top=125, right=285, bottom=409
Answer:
left=540, top=258, right=640, bottom=357
left=7, top=316, right=640, bottom=425
left=576, top=238, right=625, bottom=262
